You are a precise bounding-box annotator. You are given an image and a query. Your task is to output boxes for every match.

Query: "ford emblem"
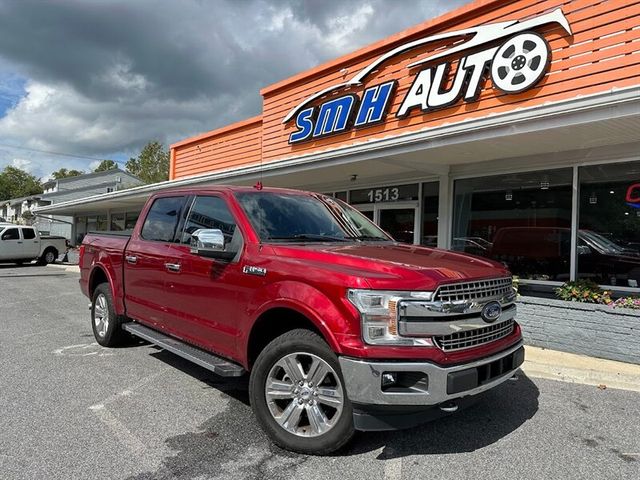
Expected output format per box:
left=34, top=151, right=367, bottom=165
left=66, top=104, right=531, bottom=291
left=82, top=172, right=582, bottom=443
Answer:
left=481, top=301, right=502, bottom=323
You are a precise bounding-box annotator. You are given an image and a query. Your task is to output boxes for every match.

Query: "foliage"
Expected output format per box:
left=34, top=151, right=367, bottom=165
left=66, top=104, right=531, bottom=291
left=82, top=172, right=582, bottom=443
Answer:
left=125, top=141, right=169, bottom=184
left=51, top=168, right=84, bottom=179
left=612, top=297, right=640, bottom=310
left=94, top=159, right=118, bottom=172
left=0, top=166, right=43, bottom=201
left=555, top=280, right=612, bottom=304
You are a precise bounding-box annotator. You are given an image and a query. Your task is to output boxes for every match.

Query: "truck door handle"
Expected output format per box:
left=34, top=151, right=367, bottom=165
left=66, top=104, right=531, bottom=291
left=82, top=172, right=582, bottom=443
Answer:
left=165, top=263, right=181, bottom=273
left=125, top=255, right=138, bottom=264
left=17, top=241, right=22, bottom=244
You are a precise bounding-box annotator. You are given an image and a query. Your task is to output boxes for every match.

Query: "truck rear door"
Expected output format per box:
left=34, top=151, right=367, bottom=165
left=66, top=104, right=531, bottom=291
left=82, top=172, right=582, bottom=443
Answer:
left=20, top=228, right=40, bottom=258
left=123, top=195, right=188, bottom=329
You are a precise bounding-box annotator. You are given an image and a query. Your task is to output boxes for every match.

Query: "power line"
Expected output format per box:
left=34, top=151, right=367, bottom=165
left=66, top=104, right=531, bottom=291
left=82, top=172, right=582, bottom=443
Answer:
left=0, top=142, right=127, bottom=166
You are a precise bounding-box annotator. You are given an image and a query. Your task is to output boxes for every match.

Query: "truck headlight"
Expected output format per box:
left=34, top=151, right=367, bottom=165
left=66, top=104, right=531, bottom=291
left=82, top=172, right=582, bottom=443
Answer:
left=347, top=289, right=434, bottom=346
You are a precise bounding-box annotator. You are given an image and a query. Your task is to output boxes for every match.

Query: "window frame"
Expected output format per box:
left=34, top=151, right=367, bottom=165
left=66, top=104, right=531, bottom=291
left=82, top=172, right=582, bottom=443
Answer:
left=139, top=195, right=188, bottom=244
left=178, top=194, right=244, bottom=248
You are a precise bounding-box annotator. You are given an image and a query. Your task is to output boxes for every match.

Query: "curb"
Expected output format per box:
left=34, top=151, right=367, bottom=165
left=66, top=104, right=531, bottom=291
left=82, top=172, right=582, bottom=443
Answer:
left=522, top=345, right=640, bottom=392
left=46, top=263, right=80, bottom=273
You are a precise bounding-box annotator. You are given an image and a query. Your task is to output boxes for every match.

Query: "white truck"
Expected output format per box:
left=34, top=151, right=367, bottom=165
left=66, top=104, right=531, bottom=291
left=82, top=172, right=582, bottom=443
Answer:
left=0, top=225, right=67, bottom=265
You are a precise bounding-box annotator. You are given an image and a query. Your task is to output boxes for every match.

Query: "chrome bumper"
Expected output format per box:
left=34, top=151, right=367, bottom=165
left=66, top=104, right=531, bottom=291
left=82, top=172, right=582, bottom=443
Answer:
left=339, top=341, right=524, bottom=406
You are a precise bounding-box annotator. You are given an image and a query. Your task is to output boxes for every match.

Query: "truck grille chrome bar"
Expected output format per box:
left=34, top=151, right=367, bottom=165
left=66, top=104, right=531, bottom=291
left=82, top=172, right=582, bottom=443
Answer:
left=434, top=277, right=513, bottom=303
left=434, top=319, right=515, bottom=351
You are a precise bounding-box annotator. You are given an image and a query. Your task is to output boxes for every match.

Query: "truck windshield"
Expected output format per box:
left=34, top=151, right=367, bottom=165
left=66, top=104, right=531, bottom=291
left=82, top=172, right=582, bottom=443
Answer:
left=235, top=192, right=392, bottom=243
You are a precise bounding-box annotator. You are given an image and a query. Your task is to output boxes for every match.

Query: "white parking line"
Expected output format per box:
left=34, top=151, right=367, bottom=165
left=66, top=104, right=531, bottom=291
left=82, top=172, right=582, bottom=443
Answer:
left=382, top=449, right=402, bottom=480
left=89, top=404, right=150, bottom=460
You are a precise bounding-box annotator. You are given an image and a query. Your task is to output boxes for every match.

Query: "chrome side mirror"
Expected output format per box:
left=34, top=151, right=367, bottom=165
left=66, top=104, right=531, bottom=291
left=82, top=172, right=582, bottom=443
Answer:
left=190, top=228, right=236, bottom=260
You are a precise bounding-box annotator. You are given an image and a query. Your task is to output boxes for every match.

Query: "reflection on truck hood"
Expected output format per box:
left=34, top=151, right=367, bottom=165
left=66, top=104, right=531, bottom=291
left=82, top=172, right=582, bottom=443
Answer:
left=271, top=242, right=510, bottom=289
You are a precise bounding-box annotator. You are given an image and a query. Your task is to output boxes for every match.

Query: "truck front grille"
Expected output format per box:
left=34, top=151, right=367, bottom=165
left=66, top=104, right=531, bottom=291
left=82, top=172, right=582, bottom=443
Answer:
left=434, top=277, right=513, bottom=302
left=434, top=319, right=515, bottom=351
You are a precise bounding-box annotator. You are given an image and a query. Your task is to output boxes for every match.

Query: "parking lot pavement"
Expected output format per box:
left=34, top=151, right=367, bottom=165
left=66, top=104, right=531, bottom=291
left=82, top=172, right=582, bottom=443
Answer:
left=1, top=264, right=639, bottom=480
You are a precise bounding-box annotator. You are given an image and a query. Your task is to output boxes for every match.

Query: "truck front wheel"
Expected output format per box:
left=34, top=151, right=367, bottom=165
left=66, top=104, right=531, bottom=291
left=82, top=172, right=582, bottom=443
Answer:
left=249, top=329, right=354, bottom=455
left=91, top=283, right=126, bottom=347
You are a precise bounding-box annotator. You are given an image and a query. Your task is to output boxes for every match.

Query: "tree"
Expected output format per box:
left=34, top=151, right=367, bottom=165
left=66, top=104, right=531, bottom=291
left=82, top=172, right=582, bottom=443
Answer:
left=51, top=168, right=84, bottom=179
left=126, top=141, right=170, bottom=184
left=0, top=166, right=43, bottom=201
left=94, top=159, right=118, bottom=172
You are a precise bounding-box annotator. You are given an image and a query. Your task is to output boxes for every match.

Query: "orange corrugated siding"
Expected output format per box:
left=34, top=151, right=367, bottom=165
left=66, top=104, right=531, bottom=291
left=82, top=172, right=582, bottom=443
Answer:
left=171, top=116, right=262, bottom=180
left=172, top=0, right=640, bottom=179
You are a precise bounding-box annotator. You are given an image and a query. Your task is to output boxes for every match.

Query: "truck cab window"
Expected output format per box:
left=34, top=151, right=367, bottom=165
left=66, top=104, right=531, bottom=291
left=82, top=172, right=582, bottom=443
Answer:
left=22, top=228, right=36, bottom=240
left=1, top=228, right=19, bottom=241
left=141, top=196, right=185, bottom=242
left=181, top=196, right=238, bottom=246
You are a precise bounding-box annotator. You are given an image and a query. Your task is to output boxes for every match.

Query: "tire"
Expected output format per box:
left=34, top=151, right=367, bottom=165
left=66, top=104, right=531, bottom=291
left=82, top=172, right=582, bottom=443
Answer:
left=249, top=329, right=355, bottom=455
left=91, top=283, right=126, bottom=347
left=38, top=248, right=58, bottom=266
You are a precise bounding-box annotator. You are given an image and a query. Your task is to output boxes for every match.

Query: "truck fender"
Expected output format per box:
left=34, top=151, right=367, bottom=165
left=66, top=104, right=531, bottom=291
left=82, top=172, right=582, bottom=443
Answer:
left=88, top=256, right=125, bottom=316
left=244, top=281, right=356, bottom=358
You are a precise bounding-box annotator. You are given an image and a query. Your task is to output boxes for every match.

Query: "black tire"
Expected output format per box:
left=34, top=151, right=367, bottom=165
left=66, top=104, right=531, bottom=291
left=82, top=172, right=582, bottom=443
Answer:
left=91, top=283, right=126, bottom=347
left=38, top=248, right=58, bottom=266
left=249, top=329, right=355, bottom=455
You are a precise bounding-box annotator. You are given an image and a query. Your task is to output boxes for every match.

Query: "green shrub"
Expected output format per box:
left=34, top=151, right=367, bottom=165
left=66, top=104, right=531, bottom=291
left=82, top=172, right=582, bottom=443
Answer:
left=555, top=280, right=612, bottom=304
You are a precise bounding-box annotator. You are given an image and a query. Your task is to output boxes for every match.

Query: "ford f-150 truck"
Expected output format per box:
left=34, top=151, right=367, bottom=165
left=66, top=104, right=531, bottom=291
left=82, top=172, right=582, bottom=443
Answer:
left=79, top=186, right=523, bottom=454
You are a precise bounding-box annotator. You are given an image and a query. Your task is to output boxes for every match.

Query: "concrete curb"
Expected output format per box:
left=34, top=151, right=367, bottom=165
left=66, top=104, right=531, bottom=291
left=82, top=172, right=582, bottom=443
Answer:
left=522, top=345, right=640, bottom=392
left=46, top=263, right=80, bottom=273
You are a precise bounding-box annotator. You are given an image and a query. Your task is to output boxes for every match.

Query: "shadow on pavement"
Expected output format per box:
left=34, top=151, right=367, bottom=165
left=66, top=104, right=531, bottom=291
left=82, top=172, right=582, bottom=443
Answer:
left=129, top=349, right=539, bottom=479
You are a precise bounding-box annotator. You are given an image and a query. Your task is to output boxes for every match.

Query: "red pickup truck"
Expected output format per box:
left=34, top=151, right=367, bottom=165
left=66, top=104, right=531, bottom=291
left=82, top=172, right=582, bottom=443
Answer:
left=79, top=186, right=523, bottom=454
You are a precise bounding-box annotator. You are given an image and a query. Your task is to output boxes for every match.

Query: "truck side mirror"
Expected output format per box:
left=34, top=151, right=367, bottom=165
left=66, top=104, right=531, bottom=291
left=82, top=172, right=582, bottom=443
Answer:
left=190, top=228, right=236, bottom=260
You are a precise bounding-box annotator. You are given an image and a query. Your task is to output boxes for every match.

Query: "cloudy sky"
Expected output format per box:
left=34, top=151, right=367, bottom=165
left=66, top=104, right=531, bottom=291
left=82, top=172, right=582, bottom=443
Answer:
left=0, top=0, right=470, bottom=179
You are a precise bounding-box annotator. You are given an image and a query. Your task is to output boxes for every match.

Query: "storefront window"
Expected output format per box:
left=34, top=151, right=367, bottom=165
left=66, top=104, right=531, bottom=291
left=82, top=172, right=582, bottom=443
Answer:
left=421, top=182, right=439, bottom=247
left=578, top=161, right=640, bottom=290
left=453, top=168, right=573, bottom=281
left=75, top=216, right=87, bottom=245
left=110, top=213, right=125, bottom=231
left=96, top=215, right=108, bottom=231
left=335, top=191, right=347, bottom=202
left=125, top=212, right=140, bottom=230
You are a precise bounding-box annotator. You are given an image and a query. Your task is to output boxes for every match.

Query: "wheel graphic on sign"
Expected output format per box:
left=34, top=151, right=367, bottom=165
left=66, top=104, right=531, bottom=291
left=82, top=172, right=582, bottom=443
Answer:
left=491, top=32, right=550, bottom=94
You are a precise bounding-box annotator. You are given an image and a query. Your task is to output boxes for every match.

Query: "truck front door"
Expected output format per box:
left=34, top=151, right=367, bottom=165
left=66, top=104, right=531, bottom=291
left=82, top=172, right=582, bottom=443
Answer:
left=163, top=195, right=252, bottom=361
left=0, top=227, right=23, bottom=260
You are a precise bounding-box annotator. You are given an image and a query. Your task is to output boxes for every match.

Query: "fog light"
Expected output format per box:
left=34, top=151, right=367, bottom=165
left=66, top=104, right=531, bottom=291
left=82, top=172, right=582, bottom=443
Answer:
left=381, top=372, right=397, bottom=388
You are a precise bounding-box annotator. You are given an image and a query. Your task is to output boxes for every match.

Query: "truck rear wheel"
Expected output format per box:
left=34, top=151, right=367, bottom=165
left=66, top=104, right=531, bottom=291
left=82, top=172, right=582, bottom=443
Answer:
left=91, top=283, right=126, bottom=347
left=249, top=329, right=354, bottom=455
left=38, top=247, right=57, bottom=266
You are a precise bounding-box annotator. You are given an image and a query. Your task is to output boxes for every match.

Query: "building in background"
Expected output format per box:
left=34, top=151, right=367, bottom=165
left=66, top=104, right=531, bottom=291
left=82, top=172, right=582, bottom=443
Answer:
left=5, top=169, right=141, bottom=241
left=37, top=0, right=640, bottom=296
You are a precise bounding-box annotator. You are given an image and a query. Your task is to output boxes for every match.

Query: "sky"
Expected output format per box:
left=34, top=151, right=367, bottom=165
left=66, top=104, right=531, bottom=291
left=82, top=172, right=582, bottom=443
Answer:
left=0, top=0, right=470, bottom=180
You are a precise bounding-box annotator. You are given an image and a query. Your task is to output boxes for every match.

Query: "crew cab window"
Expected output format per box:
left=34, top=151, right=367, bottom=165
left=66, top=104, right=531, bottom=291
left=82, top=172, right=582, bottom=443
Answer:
left=1, top=228, right=19, bottom=240
left=181, top=196, right=238, bottom=246
left=22, top=228, right=36, bottom=240
left=141, top=196, right=185, bottom=242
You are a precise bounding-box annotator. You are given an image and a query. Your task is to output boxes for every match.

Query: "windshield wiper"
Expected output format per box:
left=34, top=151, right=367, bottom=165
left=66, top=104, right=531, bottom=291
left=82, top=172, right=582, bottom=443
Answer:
left=352, top=235, right=391, bottom=242
left=268, top=234, right=352, bottom=242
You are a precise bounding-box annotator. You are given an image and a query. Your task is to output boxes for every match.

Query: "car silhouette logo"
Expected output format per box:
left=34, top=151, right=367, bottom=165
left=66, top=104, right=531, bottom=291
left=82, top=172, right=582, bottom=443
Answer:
left=481, top=301, right=502, bottom=323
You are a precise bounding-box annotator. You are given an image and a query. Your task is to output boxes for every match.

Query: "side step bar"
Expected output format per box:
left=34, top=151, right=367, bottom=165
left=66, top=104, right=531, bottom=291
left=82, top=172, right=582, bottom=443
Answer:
left=123, top=322, right=245, bottom=377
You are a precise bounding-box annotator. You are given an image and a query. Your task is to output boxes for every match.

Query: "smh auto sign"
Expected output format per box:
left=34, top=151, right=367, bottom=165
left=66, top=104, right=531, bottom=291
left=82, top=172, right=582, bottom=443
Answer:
left=284, top=9, right=571, bottom=144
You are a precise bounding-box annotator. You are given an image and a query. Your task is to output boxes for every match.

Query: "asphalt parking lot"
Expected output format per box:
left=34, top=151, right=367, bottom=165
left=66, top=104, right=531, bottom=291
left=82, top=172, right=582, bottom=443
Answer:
left=1, top=264, right=639, bottom=480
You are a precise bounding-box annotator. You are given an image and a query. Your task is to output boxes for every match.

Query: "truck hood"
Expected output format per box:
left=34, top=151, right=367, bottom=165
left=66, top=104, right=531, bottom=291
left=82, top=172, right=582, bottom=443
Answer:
left=271, top=242, right=510, bottom=290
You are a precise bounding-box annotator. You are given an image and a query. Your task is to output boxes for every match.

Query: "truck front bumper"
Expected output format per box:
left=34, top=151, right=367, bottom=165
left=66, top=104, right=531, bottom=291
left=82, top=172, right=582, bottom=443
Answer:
left=339, top=341, right=524, bottom=407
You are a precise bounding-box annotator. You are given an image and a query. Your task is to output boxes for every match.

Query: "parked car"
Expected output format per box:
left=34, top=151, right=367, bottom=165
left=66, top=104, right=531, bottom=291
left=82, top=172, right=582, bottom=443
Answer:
left=0, top=225, right=67, bottom=265
left=80, top=186, right=523, bottom=454
left=489, top=227, right=640, bottom=286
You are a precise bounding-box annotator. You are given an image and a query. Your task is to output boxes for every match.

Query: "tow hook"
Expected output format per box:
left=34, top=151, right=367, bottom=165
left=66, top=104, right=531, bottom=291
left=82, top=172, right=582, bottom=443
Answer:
left=439, top=401, right=459, bottom=413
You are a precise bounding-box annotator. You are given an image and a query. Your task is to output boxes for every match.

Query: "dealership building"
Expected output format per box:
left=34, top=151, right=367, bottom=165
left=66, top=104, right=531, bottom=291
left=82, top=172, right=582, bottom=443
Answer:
left=39, top=0, right=640, bottom=298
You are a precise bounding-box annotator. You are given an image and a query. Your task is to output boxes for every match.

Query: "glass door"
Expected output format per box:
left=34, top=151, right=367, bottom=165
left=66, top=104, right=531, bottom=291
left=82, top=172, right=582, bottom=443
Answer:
left=376, top=203, right=419, bottom=244
left=355, top=203, right=419, bottom=244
